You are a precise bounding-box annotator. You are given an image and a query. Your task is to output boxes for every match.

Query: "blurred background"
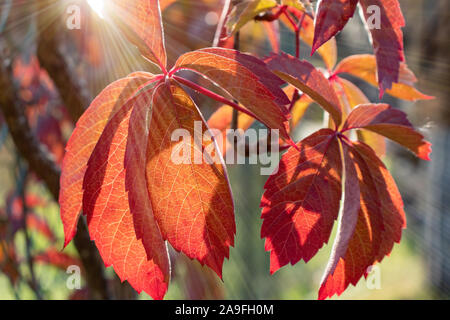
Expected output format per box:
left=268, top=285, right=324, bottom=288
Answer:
left=0, top=0, right=448, bottom=299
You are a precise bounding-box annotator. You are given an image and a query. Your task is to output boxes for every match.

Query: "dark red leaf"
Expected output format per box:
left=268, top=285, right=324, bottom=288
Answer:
left=261, top=129, right=342, bottom=273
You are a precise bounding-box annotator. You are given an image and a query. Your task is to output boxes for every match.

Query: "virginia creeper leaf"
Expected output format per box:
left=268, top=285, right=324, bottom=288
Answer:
left=266, top=53, right=343, bottom=126
left=319, top=141, right=406, bottom=299
left=261, top=129, right=342, bottom=273
left=82, top=84, right=170, bottom=300
left=359, top=0, right=405, bottom=94
left=334, top=54, right=433, bottom=101
left=342, top=104, right=432, bottom=160
left=35, top=248, right=82, bottom=271
left=174, top=48, right=291, bottom=141
left=108, top=0, right=167, bottom=69
left=145, top=82, right=235, bottom=278
left=226, top=0, right=278, bottom=36
left=279, top=9, right=337, bottom=70
left=59, top=74, right=155, bottom=247
left=312, top=0, right=358, bottom=55
left=319, top=142, right=360, bottom=296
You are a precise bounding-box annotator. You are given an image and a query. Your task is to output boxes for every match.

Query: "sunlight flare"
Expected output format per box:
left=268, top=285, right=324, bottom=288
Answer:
left=87, top=0, right=105, bottom=19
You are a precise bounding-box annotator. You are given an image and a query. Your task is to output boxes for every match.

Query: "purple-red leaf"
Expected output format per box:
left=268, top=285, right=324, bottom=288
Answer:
left=359, top=0, right=405, bottom=94
left=342, top=104, right=432, bottom=160
left=333, top=54, right=433, bottom=101
left=312, top=0, right=358, bottom=54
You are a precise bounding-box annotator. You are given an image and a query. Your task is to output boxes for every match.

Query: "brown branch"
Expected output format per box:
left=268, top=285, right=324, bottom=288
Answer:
left=0, top=56, right=111, bottom=300
left=36, top=0, right=91, bottom=123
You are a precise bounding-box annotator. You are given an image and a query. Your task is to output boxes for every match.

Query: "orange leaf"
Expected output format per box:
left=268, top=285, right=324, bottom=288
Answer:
left=319, top=142, right=360, bottom=298
left=334, top=54, right=433, bottom=101
left=82, top=84, right=170, bottom=299
left=145, top=82, right=235, bottom=278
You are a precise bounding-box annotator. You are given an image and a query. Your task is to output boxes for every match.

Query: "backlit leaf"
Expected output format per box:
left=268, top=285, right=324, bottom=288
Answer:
left=82, top=84, right=170, bottom=299
left=145, top=82, right=235, bottom=277
left=226, top=0, right=278, bottom=35
left=174, top=48, right=291, bottom=141
left=108, top=0, right=167, bottom=69
left=334, top=54, right=433, bottom=101
left=266, top=53, right=342, bottom=126
left=342, top=104, right=432, bottom=160
left=261, top=129, right=342, bottom=273
left=312, top=0, right=358, bottom=56
left=319, top=141, right=406, bottom=299
left=359, top=0, right=405, bottom=94
left=59, top=74, right=156, bottom=247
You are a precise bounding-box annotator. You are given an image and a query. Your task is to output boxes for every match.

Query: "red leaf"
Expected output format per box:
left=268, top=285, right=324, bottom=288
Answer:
left=342, top=104, right=432, bottom=160
left=319, top=141, right=406, bottom=299
left=359, top=0, right=405, bottom=94
left=265, top=53, right=343, bottom=126
left=261, top=129, right=342, bottom=273
left=319, top=142, right=360, bottom=297
left=145, top=82, right=235, bottom=278
left=333, top=54, right=433, bottom=101
left=59, top=74, right=155, bottom=248
left=35, top=248, right=82, bottom=271
left=312, top=0, right=358, bottom=55
left=173, top=48, right=291, bottom=141
left=108, top=0, right=167, bottom=69
left=82, top=84, right=170, bottom=300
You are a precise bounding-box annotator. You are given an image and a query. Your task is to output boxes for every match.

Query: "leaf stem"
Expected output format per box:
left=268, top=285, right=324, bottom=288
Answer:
left=173, top=75, right=260, bottom=121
